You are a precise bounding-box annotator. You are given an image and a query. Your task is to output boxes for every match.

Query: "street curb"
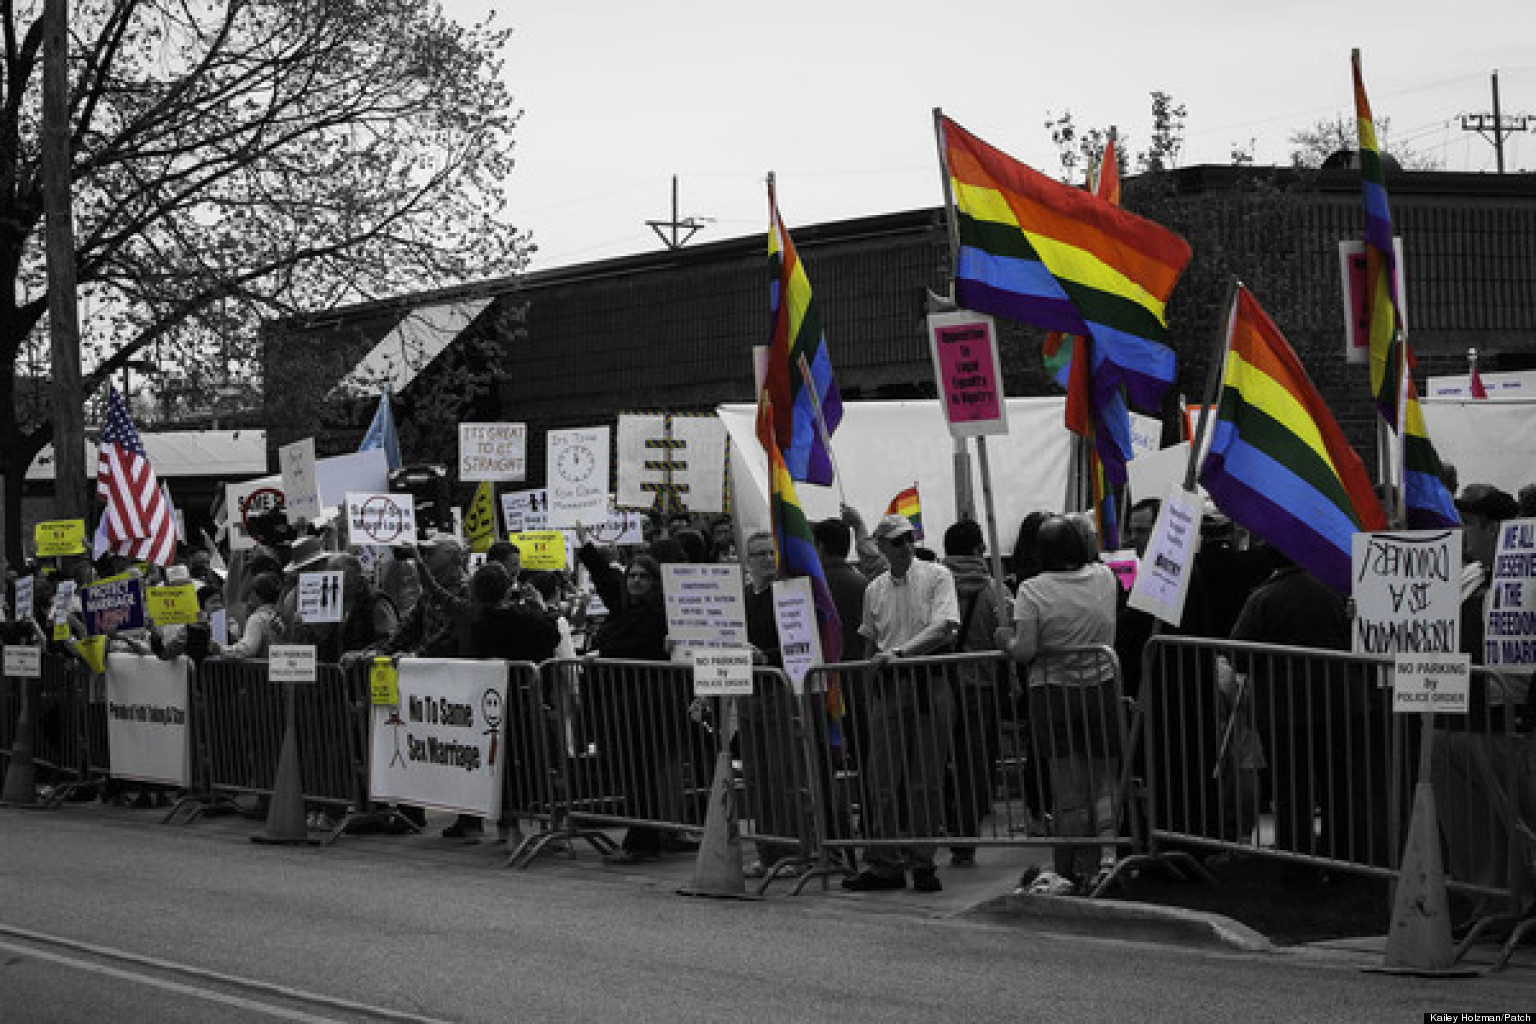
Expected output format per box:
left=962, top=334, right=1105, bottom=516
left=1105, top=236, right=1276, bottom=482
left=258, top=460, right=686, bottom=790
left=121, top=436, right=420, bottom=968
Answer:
left=960, top=891, right=1275, bottom=952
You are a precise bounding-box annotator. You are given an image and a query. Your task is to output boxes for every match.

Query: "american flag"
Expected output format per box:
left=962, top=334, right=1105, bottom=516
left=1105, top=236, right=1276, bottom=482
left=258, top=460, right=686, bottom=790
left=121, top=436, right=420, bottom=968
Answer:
left=94, top=388, right=177, bottom=566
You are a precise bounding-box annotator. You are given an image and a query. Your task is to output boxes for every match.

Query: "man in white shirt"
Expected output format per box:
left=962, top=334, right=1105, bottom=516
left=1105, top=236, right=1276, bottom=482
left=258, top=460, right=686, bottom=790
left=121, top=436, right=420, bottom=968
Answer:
left=842, top=514, right=959, bottom=894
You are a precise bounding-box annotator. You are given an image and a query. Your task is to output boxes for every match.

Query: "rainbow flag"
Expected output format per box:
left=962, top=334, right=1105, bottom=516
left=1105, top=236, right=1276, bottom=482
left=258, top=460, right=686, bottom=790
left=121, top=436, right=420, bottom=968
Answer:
left=1399, top=387, right=1459, bottom=528
left=939, top=114, right=1190, bottom=486
left=756, top=392, right=845, bottom=738
left=1199, top=285, right=1387, bottom=593
left=884, top=484, right=923, bottom=541
left=1352, top=50, right=1407, bottom=431
left=765, top=177, right=842, bottom=485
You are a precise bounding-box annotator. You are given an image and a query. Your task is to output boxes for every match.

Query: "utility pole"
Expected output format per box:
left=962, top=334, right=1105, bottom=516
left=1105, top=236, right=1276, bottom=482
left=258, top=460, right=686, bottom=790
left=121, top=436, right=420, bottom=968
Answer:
left=1460, top=70, right=1530, bottom=174
left=646, top=175, right=708, bottom=250
left=43, top=0, right=86, bottom=521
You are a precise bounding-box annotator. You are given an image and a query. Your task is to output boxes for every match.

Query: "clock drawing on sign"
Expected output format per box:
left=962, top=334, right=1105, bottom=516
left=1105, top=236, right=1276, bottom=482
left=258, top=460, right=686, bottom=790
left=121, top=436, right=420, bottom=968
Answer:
left=555, top=442, right=596, bottom=483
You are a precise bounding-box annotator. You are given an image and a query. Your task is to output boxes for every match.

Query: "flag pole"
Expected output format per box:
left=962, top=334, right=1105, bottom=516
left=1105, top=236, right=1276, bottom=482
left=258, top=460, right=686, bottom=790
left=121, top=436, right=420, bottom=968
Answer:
left=1182, top=277, right=1241, bottom=491
left=796, top=353, right=847, bottom=505
left=932, top=108, right=961, bottom=304
left=974, top=434, right=1010, bottom=607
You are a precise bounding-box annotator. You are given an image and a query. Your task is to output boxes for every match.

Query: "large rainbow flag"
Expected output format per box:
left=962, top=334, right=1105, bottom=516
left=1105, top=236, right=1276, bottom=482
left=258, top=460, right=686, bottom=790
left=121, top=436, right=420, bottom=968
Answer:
left=1351, top=51, right=1459, bottom=529
left=1199, top=285, right=1387, bottom=593
left=764, top=177, right=842, bottom=485
left=938, top=114, right=1190, bottom=486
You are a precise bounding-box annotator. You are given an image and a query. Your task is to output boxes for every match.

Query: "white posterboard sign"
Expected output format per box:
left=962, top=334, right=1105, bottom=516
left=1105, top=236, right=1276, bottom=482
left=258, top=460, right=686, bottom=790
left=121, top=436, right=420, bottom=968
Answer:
left=772, top=576, right=824, bottom=695
left=1127, top=487, right=1204, bottom=626
left=546, top=427, right=611, bottom=529
left=50, top=580, right=76, bottom=625
left=670, top=416, right=728, bottom=515
left=298, top=571, right=344, bottom=624
left=1393, top=654, right=1470, bottom=715
left=345, top=491, right=418, bottom=548
left=662, top=563, right=747, bottom=655
left=105, top=652, right=192, bottom=786
left=459, top=422, right=527, bottom=482
left=368, top=658, right=507, bottom=817
left=3, top=644, right=41, bottom=678
left=927, top=311, right=1008, bottom=438
left=616, top=414, right=666, bottom=509
left=1484, top=518, right=1536, bottom=669
left=501, top=489, right=643, bottom=548
left=1351, top=530, right=1461, bottom=655
left=692, top=647, right=754, bottom=697
left=279, top=438, right=321, bottom=525
left=268, top=644, right=318, bottom=684
left=14, top=575, right=35, bottom=623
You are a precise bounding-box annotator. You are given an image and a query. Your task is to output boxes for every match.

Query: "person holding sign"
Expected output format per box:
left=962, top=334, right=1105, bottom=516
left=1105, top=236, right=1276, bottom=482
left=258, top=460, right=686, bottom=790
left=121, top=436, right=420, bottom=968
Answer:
left=575, top=523, right=685, bottom=863
left=841, top=514, right=960, bottom=895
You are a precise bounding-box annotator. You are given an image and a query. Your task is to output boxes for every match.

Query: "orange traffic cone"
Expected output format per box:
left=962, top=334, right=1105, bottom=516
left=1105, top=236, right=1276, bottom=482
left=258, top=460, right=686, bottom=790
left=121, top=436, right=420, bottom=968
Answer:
left=678, top=745, right=752, bottom=900
left=252, top=686, right=318, bottom=846
left=1, top=679, right=39, bottom=808
left=1367, top=778, right=1476, bottom=977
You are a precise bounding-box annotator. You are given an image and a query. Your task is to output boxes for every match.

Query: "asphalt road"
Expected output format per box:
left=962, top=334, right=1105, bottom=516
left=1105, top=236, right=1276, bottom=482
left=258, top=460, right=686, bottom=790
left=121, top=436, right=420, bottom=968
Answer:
left=2, top=804, right=1533, bottom=1023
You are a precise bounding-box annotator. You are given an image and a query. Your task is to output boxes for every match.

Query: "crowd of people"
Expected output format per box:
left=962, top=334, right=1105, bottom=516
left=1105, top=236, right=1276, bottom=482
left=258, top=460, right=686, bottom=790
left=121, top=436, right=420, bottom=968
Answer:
left=8, top=471, right=1532, bottom=927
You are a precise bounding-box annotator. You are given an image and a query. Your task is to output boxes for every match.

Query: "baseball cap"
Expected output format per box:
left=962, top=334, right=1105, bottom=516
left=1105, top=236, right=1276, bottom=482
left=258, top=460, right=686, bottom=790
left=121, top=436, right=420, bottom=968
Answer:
left=1455, top=483, right=1518, bottom=522
left=871, top=514, right=916, bottom=541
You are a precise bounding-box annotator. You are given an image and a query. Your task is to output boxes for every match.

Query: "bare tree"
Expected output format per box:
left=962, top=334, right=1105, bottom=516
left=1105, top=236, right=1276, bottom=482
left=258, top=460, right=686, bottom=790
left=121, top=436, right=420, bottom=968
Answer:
left=0, top=0, right=530, bottom=562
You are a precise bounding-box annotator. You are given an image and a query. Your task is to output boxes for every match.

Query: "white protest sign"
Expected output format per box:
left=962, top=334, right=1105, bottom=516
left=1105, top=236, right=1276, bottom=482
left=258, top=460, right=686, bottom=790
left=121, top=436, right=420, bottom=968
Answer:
left=3, top=644, right=41, bottom=677
left=50, top=580, right=76, bottom=625
left=692, top=647, right=754, bottom=697
left=502, top=489, right=643, bottom=554
left=1351, top=530, right=1460, bottom=655
left=368, top=658, right=507, bottom=817
left=346, top=491, right=418, bottom=547
left=298, top=571, right=344, bottom=624
left=772, top=576, right=824, bottom=695
left=671, top=415, right=728, bottom=514
left=500, top=487, right=549, bottom=533
left=279, top=438, right=321, bottom=525
left=14, top=575, right=34, bottom=623
left=616, top=414, right=729, bottom=514
left=1393, top=654, right=1470, bottom=715
left=105, top=652, right=192, bottom=786
left=546, top=427, right=610, bottom=529
left=459, top=422, right=527, bottom=482
left=1484, top=518, right=1536, bottom=668
left=616, top=414, right=665, bottom=509
left=228, top=450, right=391, bottom=549
left=268, top=644, right=317, bottom=684
left=1127, top=488, right=1204, bottom=626
left=662, top=563, right=747, bottom=655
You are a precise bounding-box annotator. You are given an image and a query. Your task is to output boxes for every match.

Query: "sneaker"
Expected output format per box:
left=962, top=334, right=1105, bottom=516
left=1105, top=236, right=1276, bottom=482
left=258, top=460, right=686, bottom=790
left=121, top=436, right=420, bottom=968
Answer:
left=840, top=870, right=905, bottom=892
left=1026, top=870, right=1077, bottom=896
left=912, top=869, right=943, bottom=893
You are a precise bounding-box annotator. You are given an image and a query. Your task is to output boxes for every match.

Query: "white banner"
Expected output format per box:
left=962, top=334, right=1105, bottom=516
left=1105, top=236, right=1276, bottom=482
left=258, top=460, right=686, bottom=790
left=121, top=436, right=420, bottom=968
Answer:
left=368, top=659, right=507, bottom=817
left=105, top=653, right=191, bottom=786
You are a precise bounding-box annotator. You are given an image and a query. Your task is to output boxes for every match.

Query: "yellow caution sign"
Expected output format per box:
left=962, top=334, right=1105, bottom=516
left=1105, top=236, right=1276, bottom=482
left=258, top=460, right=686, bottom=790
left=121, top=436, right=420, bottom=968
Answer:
left=35, top=519, right=86, bottom=557
left=369, top=657, right=399, bottom=706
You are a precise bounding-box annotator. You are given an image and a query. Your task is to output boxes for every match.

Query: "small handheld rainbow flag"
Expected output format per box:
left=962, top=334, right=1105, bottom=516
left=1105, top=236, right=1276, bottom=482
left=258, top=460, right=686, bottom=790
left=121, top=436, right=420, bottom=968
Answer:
left=885, top=484, right=923, bottom=541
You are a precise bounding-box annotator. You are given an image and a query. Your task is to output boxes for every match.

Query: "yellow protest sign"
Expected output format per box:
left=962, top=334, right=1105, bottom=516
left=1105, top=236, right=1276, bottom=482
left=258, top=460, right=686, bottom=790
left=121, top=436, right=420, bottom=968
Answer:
left=77, top=635, right=107, bottom=675
left=35, top=519, right=86, bottom=557
left=52, top=622, right=71, bottom=643
left=369, top=657, right=399, bottom=706
left=509, top=531, right=568, bottom=571
left=465, top=480, right=497, bottom=553
left=146, top=584, right=200, bottom=626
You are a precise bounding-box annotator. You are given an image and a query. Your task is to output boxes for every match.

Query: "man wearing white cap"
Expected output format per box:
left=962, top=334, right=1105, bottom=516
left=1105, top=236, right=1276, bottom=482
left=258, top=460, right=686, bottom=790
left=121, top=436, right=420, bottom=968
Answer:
left=841, top=513, right=959, bottom=894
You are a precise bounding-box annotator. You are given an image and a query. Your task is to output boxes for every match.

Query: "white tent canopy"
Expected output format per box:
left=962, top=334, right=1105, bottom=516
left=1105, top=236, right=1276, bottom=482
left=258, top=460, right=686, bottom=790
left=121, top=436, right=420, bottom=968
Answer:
left=1416, top=397, right=1536, bottom=497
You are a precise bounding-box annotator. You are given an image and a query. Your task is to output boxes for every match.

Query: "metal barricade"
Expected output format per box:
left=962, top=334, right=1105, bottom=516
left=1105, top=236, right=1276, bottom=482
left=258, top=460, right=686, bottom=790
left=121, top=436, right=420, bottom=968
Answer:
left=800, top=646, right=1143, bottom=895
left=182, top=658, right=361, bottom=830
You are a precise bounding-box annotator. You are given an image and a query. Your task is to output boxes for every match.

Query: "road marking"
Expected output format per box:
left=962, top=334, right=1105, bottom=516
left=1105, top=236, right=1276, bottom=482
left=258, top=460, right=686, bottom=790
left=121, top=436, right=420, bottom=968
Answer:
left=0, top=925, right=453, bottom=1024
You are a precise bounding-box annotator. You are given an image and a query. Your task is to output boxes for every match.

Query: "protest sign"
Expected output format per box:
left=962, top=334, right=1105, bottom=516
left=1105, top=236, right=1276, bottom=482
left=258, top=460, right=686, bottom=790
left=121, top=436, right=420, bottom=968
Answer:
left=346, top=491, right=418, bottom=547
left=105, top=652, right=191, bottom=786
left=459, top=422, right=527, bottom=482
left=82, top=576, right=148, bottom=636
left=508, top=531, right=568, bottom=571
left=368, top=658, right=507, bottom=817
left=369, top=658, right=400, bottom=706
left=298, top=571, right=344, bottom=624
left=546, top=427, right=610, bottom=529
left=268, top=644, right=317, bottom=684
left=1484, top=518, right=1536, bottom=668
left=146, top=584, right=199, bottom=627
left=1351, top=530, right=1460, bottom=655
left=772, top=576, right=823, bottom=694
left=34, top=519, right=86, bottom=557
left=14, top=575, right=35, bottom=623
left=691, top=648, right=754, bottom=697
left=662, top=564, right=747, bottom=655
left=279, top=437, right=321, bottom=524
left=1127, top=488, right=1204, bottom=626
left=927, top=311, right=1008, bottom=437
left=3, top=644, right=41, bottom=678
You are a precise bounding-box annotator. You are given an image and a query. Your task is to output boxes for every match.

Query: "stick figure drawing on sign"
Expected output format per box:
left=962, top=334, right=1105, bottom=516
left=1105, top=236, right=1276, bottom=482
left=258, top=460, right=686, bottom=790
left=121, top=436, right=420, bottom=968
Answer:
left=385, top=707, right=408, bottom=768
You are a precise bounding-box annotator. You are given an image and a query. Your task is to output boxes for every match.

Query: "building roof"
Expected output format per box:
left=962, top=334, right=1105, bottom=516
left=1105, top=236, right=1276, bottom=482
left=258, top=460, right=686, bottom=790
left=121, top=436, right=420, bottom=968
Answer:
left=27, top=430, right=269, bottom=481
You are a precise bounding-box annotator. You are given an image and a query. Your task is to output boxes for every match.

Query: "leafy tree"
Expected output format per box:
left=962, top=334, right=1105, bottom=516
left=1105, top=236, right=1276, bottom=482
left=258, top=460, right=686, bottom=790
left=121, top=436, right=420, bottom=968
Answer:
left=0, top=0, right=530, bottom=563
left=1288, top=114, right=1443, bottom=170
left=1137, top=90, right=1186, bottom=173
